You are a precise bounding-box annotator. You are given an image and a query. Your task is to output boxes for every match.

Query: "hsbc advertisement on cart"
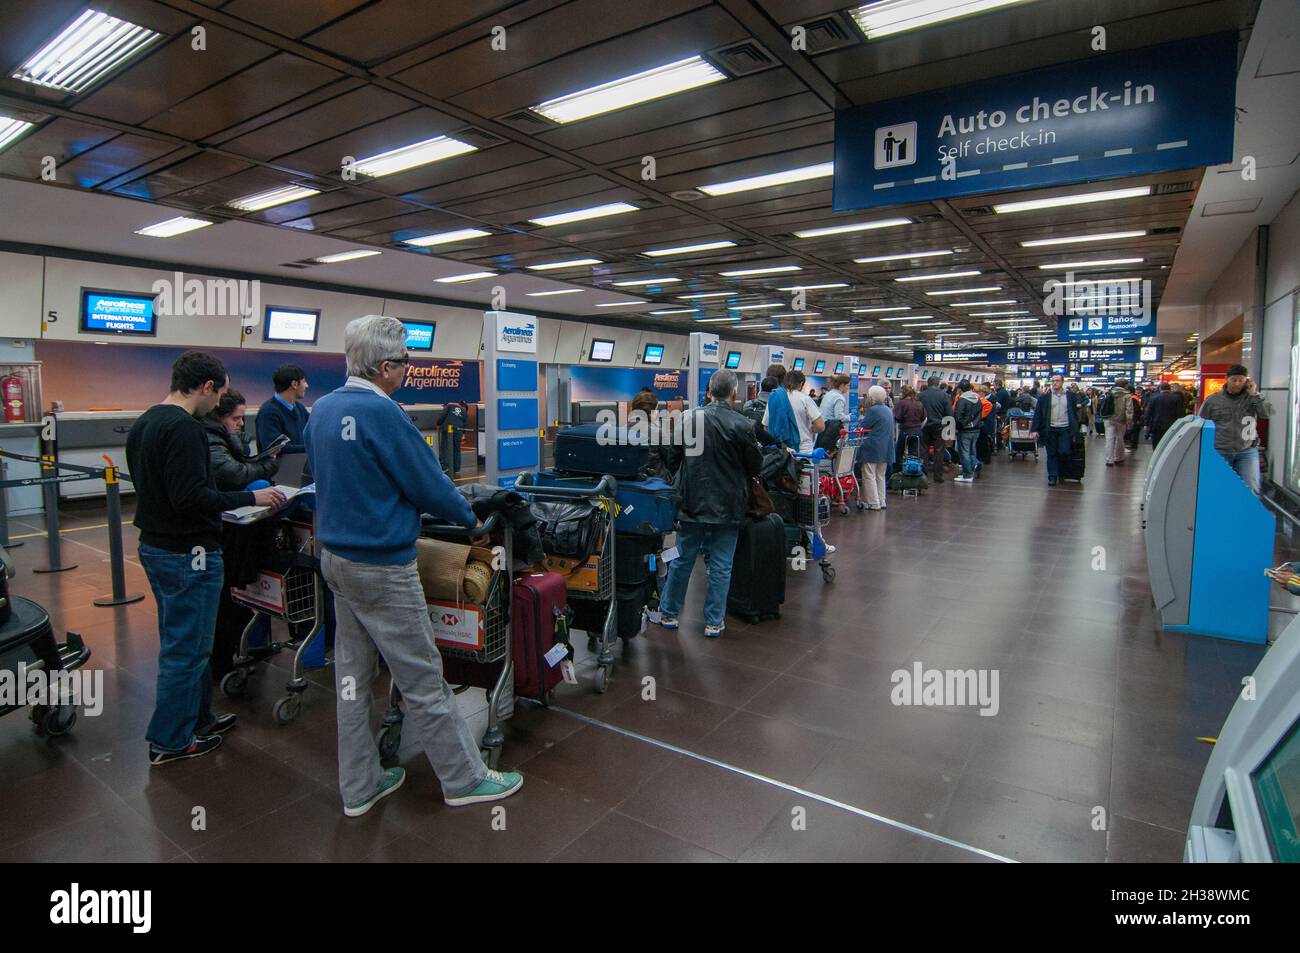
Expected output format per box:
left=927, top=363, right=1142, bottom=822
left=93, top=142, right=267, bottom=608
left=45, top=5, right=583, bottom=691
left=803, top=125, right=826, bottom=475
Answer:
left=832, top=33, right=1236, bottom=211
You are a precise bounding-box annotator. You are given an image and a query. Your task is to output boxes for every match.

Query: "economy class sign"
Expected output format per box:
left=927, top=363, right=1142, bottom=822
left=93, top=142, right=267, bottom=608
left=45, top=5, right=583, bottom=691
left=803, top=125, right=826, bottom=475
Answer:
left=832, top=33, right=1236, bottom=212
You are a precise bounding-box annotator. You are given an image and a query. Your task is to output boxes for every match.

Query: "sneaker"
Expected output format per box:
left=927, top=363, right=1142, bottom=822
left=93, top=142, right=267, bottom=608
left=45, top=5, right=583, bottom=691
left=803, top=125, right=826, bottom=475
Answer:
left=149, top=734, right=222, bottom=766
left=704, top=623, right=725, bottom=639
left=344, top=767, right=406, bottom=817
left=1105, top=461, right=1114, bottom=467
left=955, top=475, right=974, bottom=483
left=659, top=615, right=679, bottom=630
left=1047, top=477, right=1058, bottom=486
left=198, top=712, right=238, bottom=736
left=445, top=768, right=523, bottom=807
left=825, top=544, right=837, bottom=555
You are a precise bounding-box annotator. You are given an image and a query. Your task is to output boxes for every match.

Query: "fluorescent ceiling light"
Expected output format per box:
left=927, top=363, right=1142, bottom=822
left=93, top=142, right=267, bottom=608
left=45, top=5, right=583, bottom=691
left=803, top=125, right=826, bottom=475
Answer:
left=695, top=316, right=741, bottom=323
left=699, top=162, right=833, bottom=197
left=229, top=185, right=320, bottom=212
left=528, top=202, right=639, bottom=227
left=828, top=338, right=853, bottom=343
left=895, top=270, right=981, bottom=283
left=1021, top=230, right=1146, bottom=247
left=763, top=329, right=793, bottom=334
left=133, top=216, right=212, bottom=238
left=678, top=291, right=737, bottom=299
left=595, top=301, right=646, bottom=308
left=12, top=8, right=162, bottom=94
left=526, top=258, right=602, bottom=271
left=530, top=56, right=725, bottom=124
left=718, top=265, right=801, bottom=277
left=793, top=217, right=909, bottom=238
left=526, top=289, right=584, bottom=297
left=855, top=250, right=953, bottom=264
left=773, top=312, right=822, bottom=319
left=730, top=303, right=783, bottom=311
left=436, top=271, right=496, bottom=283
left=926, top=286, right=1001, bottom=296
left=993, top=186, right=1151, bottom=214
left=777, top=283, right=849, bottom=291
left=972, top=310, right=1031, bottom=316
left=735, top=321, right=776, bottom=329
left=1037, top=258, right=1144, bottom=270
left=1050, top=277, right=1143, bottom=287
left=650, top=308, right=698, bottom=315
left=853, top=306, right=911, bottom=313
left=315, top=249, right=381, bottom=263
left=804, top=320, right=849, bottom=326
left=0, top=116, right=36, bottom=151
left=850, top=0, right=1039, bottom=39
left=790, top=333, right=821, bottom=338
left=614, top=277, right=679, bottom=286
left=403, top=228, right=491, bottom=247
left=644, top=240, right=736, bottom=257
left=354, top=135, right=476, bottom=177
left=951, top=299, right=1016, bottom=307
left=932, top=331, right=979, bottom=336
left=880, top=315, right=932, bottom=321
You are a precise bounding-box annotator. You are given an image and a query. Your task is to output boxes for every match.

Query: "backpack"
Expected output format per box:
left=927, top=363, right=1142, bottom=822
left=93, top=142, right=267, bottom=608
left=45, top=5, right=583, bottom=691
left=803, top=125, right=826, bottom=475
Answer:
left=1098, top=392, right=1116, bottom=418
left=741, top=398, right=765, bottom=426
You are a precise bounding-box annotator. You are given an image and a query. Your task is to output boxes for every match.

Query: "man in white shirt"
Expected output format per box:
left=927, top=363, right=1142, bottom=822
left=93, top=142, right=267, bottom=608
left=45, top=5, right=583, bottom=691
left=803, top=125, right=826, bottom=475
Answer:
left=785, top=369, right=825, bottom=452
left=1029, top=374, right=1079, bottom=486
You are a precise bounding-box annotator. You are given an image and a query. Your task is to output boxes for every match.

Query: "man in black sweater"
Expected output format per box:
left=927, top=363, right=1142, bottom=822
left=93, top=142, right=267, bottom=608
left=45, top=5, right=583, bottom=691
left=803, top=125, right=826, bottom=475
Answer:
left=127, top=351, right=284, bottom=765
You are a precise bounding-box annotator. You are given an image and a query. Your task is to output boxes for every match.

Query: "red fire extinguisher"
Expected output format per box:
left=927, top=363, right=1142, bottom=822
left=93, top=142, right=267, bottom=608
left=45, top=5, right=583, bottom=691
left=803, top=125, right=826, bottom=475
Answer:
left=2, top=376, right=25, bottom=423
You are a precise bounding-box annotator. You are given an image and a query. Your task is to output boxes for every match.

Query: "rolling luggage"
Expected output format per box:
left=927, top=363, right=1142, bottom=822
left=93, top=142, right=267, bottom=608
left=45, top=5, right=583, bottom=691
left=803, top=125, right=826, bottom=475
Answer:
left=553, top=424, right=649, bottom=479
left=533, top=471, right=677, bottom=535
left=613, top=531, right=660, bottom=585
left=888, top=471, right=929, bottom=494
left=1061, top=437, right=1086, bottom=482
left=727, top=513, right=786, bottom=623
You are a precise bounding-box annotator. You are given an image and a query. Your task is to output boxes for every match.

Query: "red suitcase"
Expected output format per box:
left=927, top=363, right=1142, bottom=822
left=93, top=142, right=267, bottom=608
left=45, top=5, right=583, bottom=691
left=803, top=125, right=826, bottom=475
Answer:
left=511, top=572, right=570, bottom=701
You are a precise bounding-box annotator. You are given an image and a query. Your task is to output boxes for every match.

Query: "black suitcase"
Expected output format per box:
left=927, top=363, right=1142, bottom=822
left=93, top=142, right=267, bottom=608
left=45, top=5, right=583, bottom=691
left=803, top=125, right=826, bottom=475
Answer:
left=553, top=424, right=649, bottom=479
left=1061, top=438, right=1086, bottom=481
left=613, top=531, right=660, bottom=586
left=727, top=514, right=786, bottom=623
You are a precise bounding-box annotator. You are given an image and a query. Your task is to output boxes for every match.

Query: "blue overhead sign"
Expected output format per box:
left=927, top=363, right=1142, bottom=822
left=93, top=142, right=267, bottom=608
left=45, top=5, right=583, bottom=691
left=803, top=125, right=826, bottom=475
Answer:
left=833, top=33, right=1236, bottom=211
left=916, top=344, right=1163, bottom=365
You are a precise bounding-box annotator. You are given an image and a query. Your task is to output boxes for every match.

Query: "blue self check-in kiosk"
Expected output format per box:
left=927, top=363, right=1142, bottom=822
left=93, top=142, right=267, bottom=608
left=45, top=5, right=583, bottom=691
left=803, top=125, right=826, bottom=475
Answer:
left=1144, top=418, right=1273, bottom=644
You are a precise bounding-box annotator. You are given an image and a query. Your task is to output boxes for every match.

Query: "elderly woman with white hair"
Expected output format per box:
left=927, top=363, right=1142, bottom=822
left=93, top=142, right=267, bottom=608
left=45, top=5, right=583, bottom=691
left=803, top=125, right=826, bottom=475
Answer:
left=305, top=315, right=523, bottom=817
left=857, top=385, right=895, bottom=510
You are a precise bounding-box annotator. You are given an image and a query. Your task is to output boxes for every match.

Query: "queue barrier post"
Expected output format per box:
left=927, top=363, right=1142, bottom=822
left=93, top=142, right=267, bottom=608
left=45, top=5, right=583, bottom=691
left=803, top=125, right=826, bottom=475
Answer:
left=33, top=454, right=77, bottom=574
left=94, top=464, right=144, bottom=607
left=0, top=458, right=23, bottom=549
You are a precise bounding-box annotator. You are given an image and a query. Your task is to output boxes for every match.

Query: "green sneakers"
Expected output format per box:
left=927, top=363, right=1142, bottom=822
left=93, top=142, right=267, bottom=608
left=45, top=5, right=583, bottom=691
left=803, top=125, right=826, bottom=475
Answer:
left=344, top=767, right=406, bottom=817
left=445, top=769, right=524, bottom=807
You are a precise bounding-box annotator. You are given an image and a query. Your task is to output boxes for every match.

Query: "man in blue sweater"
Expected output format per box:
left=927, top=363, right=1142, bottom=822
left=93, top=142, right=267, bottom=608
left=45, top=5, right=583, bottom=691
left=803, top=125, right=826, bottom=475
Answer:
left=255, top=363, right=311, bottom=454
left=306, top=316, right=522, bottom=817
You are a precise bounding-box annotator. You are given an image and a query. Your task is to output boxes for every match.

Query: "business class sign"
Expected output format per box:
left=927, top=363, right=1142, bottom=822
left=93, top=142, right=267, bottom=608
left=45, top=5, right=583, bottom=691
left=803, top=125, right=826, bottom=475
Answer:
left=832, top=34, right=1236, bottom=211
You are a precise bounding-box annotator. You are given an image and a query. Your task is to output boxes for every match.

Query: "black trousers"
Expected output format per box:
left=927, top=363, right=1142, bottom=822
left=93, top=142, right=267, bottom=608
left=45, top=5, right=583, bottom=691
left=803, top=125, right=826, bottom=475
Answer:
left=920, top=422, right=947, bottom=481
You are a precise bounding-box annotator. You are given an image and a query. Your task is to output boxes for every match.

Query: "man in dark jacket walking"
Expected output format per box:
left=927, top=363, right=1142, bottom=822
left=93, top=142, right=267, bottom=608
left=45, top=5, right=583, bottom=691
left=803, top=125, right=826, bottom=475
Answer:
left=1143, top=382, right=1187, bottom=450
left=917, top=376, right=952, bottom=483
left=658, top=369, right=762, bottom=638
left=1030, top=375, right=1079, bottom=486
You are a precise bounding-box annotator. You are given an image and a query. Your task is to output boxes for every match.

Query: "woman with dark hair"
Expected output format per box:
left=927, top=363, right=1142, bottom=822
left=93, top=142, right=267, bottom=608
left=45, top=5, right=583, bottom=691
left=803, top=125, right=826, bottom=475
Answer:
left=893, top=384, right=925, bottom=467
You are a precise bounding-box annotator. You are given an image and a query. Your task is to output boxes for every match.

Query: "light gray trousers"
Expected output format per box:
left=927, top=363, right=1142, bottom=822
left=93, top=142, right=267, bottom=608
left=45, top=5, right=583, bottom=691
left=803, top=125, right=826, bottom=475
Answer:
left=321, top=549, right=486, bottom=806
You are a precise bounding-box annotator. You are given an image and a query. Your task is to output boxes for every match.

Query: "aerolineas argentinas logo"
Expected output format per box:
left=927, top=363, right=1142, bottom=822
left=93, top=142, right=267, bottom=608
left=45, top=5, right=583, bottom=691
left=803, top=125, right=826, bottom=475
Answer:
left=595, top=407, right=702, bottom=456
left=151, top=271, right=260, bottom=324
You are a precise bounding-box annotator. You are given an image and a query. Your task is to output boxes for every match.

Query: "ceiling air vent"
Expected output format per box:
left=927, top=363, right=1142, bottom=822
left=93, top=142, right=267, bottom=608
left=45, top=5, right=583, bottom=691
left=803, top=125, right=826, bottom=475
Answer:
left=1151, top=181, right=1196, bottom=195
left=787, top=15, right=858, bottom=55
left=281, top=260, right=322, bottom=269
left=1149, top=225, right=1182, bottom=236
left=963, top=205, right=996, bottom=217
left=452, top=126, right=507, bottom=149
left=705, top=40, right=777, bottom=78
left=496, top=109, right=558, bottom=133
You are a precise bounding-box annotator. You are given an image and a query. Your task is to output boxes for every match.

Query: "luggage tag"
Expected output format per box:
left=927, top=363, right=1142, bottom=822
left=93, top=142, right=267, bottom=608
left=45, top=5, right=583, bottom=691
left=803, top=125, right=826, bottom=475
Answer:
left=661, top=545, right=680, bottom=563
left=560, top=659, right=578, bottom=684
left=543, top=642, right=568, bottom=668
left=647, top=553, right=656, bottom=571
left=663, top=531, right=676, bottom=549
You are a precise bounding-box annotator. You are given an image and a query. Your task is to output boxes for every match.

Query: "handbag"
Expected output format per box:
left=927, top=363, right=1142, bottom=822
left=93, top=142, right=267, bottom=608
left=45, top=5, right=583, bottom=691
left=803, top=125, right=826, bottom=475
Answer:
left=746, top=476, right=774, bottom=519
left=531, top=500, right=601, bottom=563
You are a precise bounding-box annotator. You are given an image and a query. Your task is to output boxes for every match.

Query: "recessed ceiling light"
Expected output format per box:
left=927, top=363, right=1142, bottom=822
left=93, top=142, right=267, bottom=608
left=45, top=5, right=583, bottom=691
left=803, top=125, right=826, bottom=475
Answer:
left=526, top=258, right=602, bottom=271
left=526, top=289, right=584, bottom=297
left=0, top=116, right=36, bottom=151
left=793, top=217, right=909, bottom=238
left=531, top=57, right=725, bottom=124
left=856, top=250, right=953, bottom=264
left=879, top=315, right=933, bottom=321
left=354, top=135, right=476, bottom=177
left=971, top=310, right=1031, bottom=316
left=528, top=202, right=639, bottom=227
left=803, top=319, right=849, bottom=326
left=790, top=332, right=821, bottom=338
left=644, top=240, right=737, bottom=257
left=993, top=186, right=1152, bottom=214
left=1020, top=230, right=1147, bottom=247
left=694, top=316, right=742, bottom=323
left=951, top=299, right=1017, bottom=307
left=134, top=216, right=213, bottom=238
left=776, top=283, right=850, bottom=291
left=614, top=277, right=680, bottom=286
left=649, top=308, right=698, bottom=315
left=678, top=291, right=738, bottom=299
left=12, top=8, right=163, bottom=94
left=763, top=329, right=793, bottom=334
left=718, top=265, right=801, bottom=277
left=730, top=303, right=783, bottom=311
left=926, top=286, right=1002, bottom=296
left=699, top=163, right=834, bottom=197
left=1037, top=258, right=1144, bottom=270
left=850, top=0, right=1041, bottom=39
left=315, top=249, right=381, bottom=263
left=403, top=228, right=492, bottom=247
left=895, top=270, right=981, bottom=283
left=735, top=321, right=776, bottom=329
left=853, top=306, right=911, bottom=313
left=229, top=185, right=321, bottom=212
left=1050, top=277, right=1143, bottom=287
left=932, top=331, right=979, bottom=336
left=435, top=271, right=496, bottom=283
left=595, top=301, right=646, bottom=308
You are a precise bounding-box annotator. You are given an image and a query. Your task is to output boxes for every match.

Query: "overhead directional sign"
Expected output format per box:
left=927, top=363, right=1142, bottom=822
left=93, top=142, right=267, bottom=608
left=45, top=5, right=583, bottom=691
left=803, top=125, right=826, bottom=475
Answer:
left=915, top=344, right=1162, bottom=365
left=1058, top=309, right=1157, bottom=341
left=833, top=33, right=1236, bottom=211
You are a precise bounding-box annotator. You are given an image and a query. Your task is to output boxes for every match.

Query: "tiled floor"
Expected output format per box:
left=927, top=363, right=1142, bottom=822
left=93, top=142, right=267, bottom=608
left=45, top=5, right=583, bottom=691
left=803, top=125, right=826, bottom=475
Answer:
left=0, top=435, right=1279, bottom=862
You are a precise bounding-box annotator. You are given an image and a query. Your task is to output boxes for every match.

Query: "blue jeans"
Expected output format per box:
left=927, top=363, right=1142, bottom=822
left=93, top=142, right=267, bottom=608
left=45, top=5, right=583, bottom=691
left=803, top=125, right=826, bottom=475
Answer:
left=957, top=431, right=980, bottom=477
left=1218, top=447, right=1261, bottom=495
left=659, top=522, right=740, bottom=628
left=139, top=544, right=224, bottom=753
left=1042, top=426, right=1072, bottom=481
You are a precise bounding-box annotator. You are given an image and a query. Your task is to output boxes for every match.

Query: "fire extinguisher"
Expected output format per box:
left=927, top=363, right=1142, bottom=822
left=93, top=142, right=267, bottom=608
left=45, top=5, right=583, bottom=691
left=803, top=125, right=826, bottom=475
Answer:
left=2, top=375, right=25, bottom=423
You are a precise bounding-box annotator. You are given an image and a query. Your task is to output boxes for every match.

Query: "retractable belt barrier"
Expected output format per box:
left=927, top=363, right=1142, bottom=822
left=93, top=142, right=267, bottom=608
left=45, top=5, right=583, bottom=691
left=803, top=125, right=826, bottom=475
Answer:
left=0, top=448, right=144, bottom=607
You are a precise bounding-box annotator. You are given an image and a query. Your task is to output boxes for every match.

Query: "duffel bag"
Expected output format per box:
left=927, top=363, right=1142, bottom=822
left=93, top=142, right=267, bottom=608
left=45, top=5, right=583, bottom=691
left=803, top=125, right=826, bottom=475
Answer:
left=531, top=500, right=601, bottom=562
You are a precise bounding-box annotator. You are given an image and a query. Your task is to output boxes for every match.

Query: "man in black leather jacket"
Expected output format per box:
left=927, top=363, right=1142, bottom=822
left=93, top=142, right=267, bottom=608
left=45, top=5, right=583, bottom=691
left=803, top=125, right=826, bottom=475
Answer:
left=658, top=369, right=761, bottom=638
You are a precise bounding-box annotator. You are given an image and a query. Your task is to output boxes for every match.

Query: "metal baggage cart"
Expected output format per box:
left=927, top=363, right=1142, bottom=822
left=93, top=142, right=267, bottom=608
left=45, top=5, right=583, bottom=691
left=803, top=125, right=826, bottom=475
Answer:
left=378, top=513, right=514, bottom=769
left=792, top=449, right=835, bottom=584
left=223, top=518, right=326, bottom=725
left=515, top=472, right=619, bottom=693
left=1007, top=410, right=1038, bottom=461
left=830, top=427, right=867, bottom=514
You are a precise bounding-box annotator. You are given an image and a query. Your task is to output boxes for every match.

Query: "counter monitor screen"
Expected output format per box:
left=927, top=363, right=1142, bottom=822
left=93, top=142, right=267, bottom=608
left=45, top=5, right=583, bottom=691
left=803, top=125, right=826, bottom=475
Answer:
left=792, top=358, right=805, bottom=371
left=403, top=321, right=435, bottom=352
left=642, top=343, right=664, bottom=365
left=1253, top=718, right=1300, bottom=861
left=725, top=350, right=741, bottom=369
left=886, top=367, right=894, bottom=377
left=80, top=289, right=157, bottom=336
left=589, top=338, right=615, bottom=362
left=835, top=362, right=845, bottom=374
left=872, top=366, right=881, bottom=376
left=263, top=307, right=320, bottom=345
left=814, top=360, right=826, bottom=374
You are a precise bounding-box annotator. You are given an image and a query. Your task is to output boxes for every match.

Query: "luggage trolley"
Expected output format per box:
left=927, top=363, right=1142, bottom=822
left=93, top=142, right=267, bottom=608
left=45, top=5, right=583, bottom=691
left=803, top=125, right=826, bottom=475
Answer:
left=828, top=427, right=867, bottom=513
left=792, top=449, right=835, bottom=584
left=1007, top=410, right=1038, bottom=461
left=379, top=513, right=514, bottom=769
left=515, top=472, right=619, bottom=694
left=222, top=518, right=327, bottom=725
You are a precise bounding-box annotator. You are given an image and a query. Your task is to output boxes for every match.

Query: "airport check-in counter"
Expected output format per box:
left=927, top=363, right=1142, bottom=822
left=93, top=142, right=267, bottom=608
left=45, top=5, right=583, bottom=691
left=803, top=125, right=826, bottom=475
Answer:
left=0, top=420, right=45, bottom=516
left=1144, top=418, right=1273, bottom=643
left=1186, top=615, right=1300, bottom=862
